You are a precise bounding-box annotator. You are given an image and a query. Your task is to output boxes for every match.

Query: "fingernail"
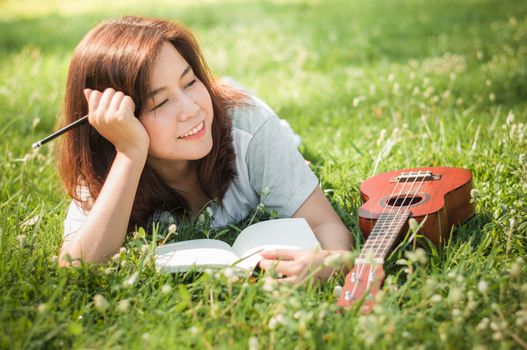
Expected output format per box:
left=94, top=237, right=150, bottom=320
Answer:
left=83, top=88, right=92, bottom=97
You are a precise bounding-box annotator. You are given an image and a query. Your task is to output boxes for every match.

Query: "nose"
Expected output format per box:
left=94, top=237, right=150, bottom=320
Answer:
left=178, top=92, right=199, bottom=121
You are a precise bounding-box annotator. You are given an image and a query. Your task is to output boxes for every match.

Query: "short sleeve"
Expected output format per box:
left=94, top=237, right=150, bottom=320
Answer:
left=63, top=186, right=91, bottom=243
left=63, top=199, right=88, bottom=243
left=246, top=109, right=319, bottom=217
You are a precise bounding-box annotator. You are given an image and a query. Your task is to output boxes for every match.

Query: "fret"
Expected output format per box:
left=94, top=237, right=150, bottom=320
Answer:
left=360, top=212, right=411, bottom=259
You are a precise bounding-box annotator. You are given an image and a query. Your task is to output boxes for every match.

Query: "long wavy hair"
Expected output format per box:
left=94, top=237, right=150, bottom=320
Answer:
left=57, top=16, right=244, bottom=231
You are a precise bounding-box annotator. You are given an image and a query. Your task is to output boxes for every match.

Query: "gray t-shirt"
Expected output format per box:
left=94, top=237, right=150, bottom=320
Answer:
left=63, top=96, right=318, bottom=240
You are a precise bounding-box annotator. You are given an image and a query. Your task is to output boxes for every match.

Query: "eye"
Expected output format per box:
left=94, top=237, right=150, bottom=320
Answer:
left=185, top=79, right=197, bottom=89
left=151, top=99, right=168, bottom=111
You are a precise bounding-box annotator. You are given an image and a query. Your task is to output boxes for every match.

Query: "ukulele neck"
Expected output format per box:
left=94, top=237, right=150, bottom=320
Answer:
left=357, top=211, right=411, bottom=263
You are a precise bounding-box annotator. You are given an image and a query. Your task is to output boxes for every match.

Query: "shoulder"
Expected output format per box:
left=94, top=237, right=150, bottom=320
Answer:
left=229, top=95, right=278, bottom=136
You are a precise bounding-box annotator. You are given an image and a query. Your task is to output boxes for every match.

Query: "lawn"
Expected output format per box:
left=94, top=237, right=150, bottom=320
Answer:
left=0, top=0, right=526, bottom=348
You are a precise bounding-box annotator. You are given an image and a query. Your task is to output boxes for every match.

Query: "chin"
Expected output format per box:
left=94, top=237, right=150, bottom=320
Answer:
left=189, top=139, right=214, bottom=160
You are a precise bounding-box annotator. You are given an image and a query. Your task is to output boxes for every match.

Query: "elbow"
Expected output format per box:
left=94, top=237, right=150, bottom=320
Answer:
left=58, top=245, right=80, bottom=267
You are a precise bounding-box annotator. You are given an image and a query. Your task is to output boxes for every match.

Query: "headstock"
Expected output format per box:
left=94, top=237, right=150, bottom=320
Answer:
left=336, top=262, right=386, bottom=314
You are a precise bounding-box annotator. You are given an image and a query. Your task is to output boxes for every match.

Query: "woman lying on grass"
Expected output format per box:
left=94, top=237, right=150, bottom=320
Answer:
left=58, top=16, right=353, bottom=284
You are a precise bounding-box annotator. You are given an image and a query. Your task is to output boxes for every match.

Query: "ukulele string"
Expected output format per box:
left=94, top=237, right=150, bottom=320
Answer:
left=348, top=170, right=415, bottom=300
left=349, top=170, right=428, bottom=301
left=373, top=170, right=427, bottom=260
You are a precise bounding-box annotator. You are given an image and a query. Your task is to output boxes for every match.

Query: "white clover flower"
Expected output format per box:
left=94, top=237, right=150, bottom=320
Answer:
left=142, top=333, right=150, bottom=341
left=161, top=284, right=172, bottom=294
left=268, top=315, right=284, bottom=330
left=248, top=336, right=259, bottom=350
left=112, top=253, right=121, bottom=262
left=405, top=248, right=428, bottom=264
left=16, top=234, right=27, bottom=247
left=123, top=272, right=139, bottom=288
left=492, top=332, right=503, bottom=341
left=323, top=253, right=344, bottom=268
left=448, top=287, right=463, bottom=304
left=167, top=224, right=177, bottom=235
left=262, top=277, right=278, bottom=292
left=506, top=111, right=515, bottom=124
left=408, top=218, right=419, bottom=233
left=452, top=309, right=461, bottom=318
left=489, top=93, right=496, bottom=102
left=205, top=207, right=213, bottom=217
left=509, top=261, right=521, bottom=278
left=189, top=327, right=199, bottom=335
left=478, top=280, right=489, bottom=294
left=104, top=268, right=113, bottom=275
left=431, top=294, right=442, bottom=303
left=333, top=285, right=343, bottom=298
left=222, top=267, right=239, bottom=283
left=93, top=294, right=109, bottom=312
left=476, top=317, right=489, bottom=331
left=268, top=317, right=278, bottom=330
left=120, top=260, right=128, bottom=268
left=37, top=303, right=48, bottom=314
left=140, top=245, right=150, bottom=254
left=119, top=247, right=127, bottom=254
left=117, top=299, right=130, bottom=313
left=470, top=189, right=480, bottom=199
left=519, top=154, right=526, bottom=164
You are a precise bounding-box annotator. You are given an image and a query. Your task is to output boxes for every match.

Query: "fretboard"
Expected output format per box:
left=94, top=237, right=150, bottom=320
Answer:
left=358, top=212, right=411, bottom=261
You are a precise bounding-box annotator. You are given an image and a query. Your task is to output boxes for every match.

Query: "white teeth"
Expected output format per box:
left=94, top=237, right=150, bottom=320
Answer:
left=181, top=121, right=204, bottom=138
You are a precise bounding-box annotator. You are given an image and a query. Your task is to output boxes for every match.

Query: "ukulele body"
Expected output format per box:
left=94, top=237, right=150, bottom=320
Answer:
left=358, top=167, right=474, bottom=245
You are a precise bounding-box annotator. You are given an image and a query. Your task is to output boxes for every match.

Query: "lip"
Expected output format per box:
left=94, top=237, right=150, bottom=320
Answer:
left=179, top=120, right=204, bottom=138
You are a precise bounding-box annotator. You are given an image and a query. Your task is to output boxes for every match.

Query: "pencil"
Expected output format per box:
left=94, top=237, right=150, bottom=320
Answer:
left=32, top=115, right=89, bottom=149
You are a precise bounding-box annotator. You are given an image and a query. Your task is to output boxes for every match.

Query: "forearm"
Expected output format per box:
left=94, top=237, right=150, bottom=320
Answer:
left=60, top=150, right=147, bottom=265
left=312, top=221, right=354, bottom=252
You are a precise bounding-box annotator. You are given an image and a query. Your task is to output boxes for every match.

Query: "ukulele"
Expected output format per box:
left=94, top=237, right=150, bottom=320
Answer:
left=336, top=167, right=475, bottom=312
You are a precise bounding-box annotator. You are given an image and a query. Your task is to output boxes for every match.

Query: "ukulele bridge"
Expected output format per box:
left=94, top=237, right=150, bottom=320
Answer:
left=390, top=170, right=441, bottom=183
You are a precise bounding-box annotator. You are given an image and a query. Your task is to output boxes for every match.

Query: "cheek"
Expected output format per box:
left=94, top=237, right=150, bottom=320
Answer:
left=193, top=83, right=213, bottom=114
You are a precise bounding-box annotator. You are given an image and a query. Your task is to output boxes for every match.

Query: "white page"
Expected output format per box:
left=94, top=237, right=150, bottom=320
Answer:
left=156, top=239, right=241, bottom=273
left=231, top=218, right=321, bottom=268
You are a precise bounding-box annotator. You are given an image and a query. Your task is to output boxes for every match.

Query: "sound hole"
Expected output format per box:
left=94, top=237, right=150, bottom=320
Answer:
left=387, top=195, right=423, bottom=207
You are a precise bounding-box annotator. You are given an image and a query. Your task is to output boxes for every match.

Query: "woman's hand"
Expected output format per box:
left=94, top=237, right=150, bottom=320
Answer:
left=84, top=88, right=150, bottom=156
left=258, top=249, right=352, bottom=286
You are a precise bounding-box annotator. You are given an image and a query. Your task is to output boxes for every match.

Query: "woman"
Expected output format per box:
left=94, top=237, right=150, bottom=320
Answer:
left=58, top=16, right=353, bottom=284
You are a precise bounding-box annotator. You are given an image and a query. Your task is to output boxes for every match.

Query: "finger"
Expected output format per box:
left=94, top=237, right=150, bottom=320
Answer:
left=83, top=88, right=93, bottom=102
left=119, top=95, right=136, bottom=115
left=259, top=249, right=299, bottom=260
left=97, top=88, right=116, bottom=120
left=108, top=91, right=125, bottom=113
left=276, top=276, right=297, bottom=284
left=259, top=259, right=303, bottom=276
left=87, top=90, right=103, bottom=122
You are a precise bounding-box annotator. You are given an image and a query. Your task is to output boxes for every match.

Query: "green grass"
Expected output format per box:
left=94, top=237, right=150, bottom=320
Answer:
left=1, top=0, right=526, bottom=348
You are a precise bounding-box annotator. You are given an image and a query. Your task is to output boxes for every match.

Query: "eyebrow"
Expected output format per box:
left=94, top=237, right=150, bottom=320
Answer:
left=148, top=65, right=193, bottom=98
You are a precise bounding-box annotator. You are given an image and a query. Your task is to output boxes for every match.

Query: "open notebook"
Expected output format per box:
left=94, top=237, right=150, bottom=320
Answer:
left=155, top=218, right=320, bottom=273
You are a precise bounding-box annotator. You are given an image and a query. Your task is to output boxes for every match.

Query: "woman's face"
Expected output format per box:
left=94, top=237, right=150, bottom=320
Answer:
left=140, top=42, right=214, bottom=162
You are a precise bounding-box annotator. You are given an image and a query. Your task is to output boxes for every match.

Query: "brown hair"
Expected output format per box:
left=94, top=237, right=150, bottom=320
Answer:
left=57, top=16, right=245, bottom=230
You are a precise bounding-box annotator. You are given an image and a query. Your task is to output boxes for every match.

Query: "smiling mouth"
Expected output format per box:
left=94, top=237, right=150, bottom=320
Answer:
left=179, top=121, right=205, bottom=139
